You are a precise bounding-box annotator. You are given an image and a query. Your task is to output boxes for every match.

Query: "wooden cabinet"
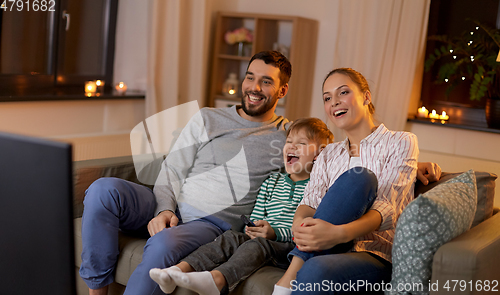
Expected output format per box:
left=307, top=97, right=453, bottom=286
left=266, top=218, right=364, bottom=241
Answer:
left=208, top=12, right=318, bottom=121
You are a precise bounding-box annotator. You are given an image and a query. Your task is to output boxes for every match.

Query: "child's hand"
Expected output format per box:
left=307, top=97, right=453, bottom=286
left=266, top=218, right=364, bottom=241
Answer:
left=245, top=220, right=277, bottom=240
left=292, top=218, right=347, bottom=252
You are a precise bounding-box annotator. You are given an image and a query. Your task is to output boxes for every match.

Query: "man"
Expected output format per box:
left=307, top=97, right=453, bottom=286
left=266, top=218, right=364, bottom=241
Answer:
left=80, top=50, right=440, bottom=295
left=80, top=51, right=292, bottom=295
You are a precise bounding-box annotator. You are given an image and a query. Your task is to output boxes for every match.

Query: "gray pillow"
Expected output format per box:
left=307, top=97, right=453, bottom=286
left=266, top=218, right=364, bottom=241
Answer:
left=386, top=170, right=477, bottom=295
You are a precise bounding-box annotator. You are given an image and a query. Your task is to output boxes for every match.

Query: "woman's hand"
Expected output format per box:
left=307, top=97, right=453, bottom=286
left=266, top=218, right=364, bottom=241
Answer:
left=292, top=217, right=347, bottom=252
left=245, top=220, right=277, bottom=240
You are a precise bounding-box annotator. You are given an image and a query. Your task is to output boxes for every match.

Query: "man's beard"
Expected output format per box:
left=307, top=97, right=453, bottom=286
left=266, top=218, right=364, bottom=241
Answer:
left=241, top=91, right=279, bottom=117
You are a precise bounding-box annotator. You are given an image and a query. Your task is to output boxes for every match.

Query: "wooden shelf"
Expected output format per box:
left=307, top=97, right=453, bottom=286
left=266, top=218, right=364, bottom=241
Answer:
left=207, top=12, right=318, bottom=121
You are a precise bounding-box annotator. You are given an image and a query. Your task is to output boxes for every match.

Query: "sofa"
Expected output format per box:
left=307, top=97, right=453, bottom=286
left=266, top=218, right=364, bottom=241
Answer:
left=73, top=156, right=500, bottom=295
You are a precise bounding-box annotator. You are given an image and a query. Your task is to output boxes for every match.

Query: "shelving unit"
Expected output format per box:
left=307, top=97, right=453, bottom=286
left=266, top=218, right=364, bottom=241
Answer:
left=208, top=12, right=318, bottom=121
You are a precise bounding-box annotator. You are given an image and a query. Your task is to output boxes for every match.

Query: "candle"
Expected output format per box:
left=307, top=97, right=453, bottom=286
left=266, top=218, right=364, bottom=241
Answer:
left=115, top=82, right=127, bottom=95
left=96, top=80, right=105, bottom=93
left=85, top=81, right=97, bottom=95
left=429, top=110, right=440, bottom=119
left=417, top=106, right=429, bottom=118
left=439, top=111, right=449, bottom=121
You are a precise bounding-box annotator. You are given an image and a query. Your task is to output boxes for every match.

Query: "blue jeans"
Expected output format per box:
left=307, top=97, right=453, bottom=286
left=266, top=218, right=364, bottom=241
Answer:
left=289, top=168, right=391, bottom=294
left=292, top=252, right=392, bottom=294
left=79, top=177, right=227, bottom=295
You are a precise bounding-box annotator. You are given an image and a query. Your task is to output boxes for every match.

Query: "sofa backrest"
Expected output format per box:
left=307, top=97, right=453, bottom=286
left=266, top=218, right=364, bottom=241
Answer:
left=414, top=171, right=497, bottom=227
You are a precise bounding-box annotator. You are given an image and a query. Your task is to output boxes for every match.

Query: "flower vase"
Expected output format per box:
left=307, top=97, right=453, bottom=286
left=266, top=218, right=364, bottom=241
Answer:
left=237, top=42, right=244, bottom=56
left=485, top=97, right=500, bottom=129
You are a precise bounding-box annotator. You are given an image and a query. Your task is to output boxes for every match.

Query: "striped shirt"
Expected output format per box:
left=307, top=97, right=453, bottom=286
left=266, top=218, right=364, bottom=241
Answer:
left=300, top=124, right=418, bottom=262
left=250, top=173, right=308, bottom=242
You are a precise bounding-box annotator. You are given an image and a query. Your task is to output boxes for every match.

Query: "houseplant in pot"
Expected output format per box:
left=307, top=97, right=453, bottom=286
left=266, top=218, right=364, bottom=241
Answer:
left=425, top=19, right=500, bottom=128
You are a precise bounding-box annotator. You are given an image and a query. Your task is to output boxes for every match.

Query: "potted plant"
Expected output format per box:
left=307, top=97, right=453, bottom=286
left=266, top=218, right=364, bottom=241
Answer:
left=425, top=19, right=500, bottom=128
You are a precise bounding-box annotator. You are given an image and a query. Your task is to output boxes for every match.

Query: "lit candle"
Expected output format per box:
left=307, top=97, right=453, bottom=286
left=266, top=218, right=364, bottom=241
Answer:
left=96, top=80, right=105, bottom=93
left=85, top=81, right=97, bottom=95
left=417, top=106, right=429, bottom=118
left=429, top=110, right=440, bottom=119
left=439, top=111, right=449, bottom=121
left=115, top=82, right=127, bottom=95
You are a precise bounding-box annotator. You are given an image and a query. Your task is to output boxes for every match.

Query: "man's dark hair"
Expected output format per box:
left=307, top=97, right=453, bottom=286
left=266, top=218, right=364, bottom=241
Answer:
left=248, top=51, right=292, bottom=87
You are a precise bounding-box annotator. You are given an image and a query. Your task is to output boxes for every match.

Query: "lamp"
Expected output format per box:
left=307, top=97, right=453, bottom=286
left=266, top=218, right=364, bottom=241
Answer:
left=222, top=73, right=239, bottom=97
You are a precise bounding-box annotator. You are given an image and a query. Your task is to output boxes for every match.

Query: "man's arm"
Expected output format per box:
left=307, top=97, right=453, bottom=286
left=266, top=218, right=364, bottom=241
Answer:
left=149, top=111, right=208, bottom=236
left=417, top=162, right=442, bottom=185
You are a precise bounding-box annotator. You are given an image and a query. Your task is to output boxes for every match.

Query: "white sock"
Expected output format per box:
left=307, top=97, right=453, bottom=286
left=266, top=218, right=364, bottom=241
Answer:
left=149, top=266, right=181, bottom=294
left=169, top=270, right=220, bottom=295
left=272, top=284, right=292, bottom=295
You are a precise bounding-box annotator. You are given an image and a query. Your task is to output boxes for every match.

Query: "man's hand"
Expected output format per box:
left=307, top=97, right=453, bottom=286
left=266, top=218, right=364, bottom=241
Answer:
left=147, top=210, right=179, bottom=237
left=245, top=220, right=277, bottom=240
left=417, top=162, right=442, bottom=185
left=292, top=217, right=346, bottom=252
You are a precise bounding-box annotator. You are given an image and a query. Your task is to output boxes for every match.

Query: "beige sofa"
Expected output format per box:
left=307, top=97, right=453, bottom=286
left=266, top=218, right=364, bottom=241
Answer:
left=73, top=156, right=500, bottom=295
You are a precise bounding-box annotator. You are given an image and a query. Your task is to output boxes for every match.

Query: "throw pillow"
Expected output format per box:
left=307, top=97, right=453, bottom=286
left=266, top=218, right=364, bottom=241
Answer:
left=386, top=170, right=477, bottom=295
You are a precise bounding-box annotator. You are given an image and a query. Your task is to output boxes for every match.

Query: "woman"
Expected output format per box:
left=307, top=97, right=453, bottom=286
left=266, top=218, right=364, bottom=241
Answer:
left=273, top=68, right=419, bottom=295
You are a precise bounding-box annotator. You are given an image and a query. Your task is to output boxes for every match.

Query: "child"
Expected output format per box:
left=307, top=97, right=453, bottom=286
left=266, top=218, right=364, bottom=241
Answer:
left=149, top=117, right=333, bottom=295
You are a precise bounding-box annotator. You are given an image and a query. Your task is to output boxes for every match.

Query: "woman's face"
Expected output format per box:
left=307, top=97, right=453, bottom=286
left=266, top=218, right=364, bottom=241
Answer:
left=322, top=73, right=370, bottom=131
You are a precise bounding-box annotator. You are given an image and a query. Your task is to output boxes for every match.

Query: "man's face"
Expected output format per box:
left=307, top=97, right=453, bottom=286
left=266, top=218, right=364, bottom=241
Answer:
left=241, top=59, right=286, bottom=118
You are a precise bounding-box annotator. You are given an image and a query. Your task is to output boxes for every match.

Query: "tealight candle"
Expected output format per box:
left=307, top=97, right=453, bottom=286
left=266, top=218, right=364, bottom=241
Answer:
left=417, top=106, right=429, bottom=118
left=439, top=111, right=449, bottom=121
left=115, top=82, right=127, bottom=95
left=96, top=80, right=105, bottom=93
left=85, top=81, right=97, bottom=95
left=429, top=110, right=440, bottom=119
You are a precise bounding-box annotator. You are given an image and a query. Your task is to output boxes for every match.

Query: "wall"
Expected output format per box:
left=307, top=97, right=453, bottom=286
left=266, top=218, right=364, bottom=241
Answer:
left=0, top=99, right=145, bottom=160
left=0, top=0, right=149, bottom=161
left=406, top=122, right=500, bottom=207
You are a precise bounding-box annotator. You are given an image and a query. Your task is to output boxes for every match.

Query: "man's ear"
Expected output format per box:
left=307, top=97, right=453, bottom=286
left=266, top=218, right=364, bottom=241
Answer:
left=279, top=83, right=289, bottom=99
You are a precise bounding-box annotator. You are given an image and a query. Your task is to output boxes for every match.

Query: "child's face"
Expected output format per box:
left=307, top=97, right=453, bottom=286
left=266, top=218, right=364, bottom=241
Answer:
left=283, top=128, right=320, bottom=181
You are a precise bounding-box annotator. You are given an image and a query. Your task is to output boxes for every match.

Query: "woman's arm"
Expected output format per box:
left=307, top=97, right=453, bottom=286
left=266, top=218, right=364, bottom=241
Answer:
left=291, top=204, right=316, bottom=233
left=292, top=210, right=381, bottom=252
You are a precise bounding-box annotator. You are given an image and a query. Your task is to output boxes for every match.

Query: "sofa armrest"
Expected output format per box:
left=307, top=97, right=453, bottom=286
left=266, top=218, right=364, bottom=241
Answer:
left=430, top=212, right=500, bottom=294
left=73, top=156, right=140, bottom=218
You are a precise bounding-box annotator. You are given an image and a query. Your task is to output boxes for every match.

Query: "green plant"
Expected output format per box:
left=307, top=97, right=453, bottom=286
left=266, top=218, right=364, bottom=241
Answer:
left=425, top=19, right=500, bottom=101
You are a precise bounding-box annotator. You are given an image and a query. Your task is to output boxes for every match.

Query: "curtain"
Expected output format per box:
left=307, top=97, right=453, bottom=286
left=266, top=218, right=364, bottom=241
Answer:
left=326, top=0, right=430, bottom=140
left=146, top=0, right=212, bottom=117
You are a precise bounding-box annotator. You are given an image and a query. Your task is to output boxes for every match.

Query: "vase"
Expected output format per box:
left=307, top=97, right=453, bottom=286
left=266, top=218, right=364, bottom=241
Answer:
left=236, top=42, right=252, bottom=57
left=485, top=97, right=500, bottom=129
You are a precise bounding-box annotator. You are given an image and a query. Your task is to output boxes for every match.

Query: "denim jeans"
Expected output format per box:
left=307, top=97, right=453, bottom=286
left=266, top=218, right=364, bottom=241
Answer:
left=79, top=177, right=228, bottom=295
left=292, top=252, right=392, bottom=294
left=183, top=230, right=294, bottom=291
left=289, top=168, right=392, bottom=294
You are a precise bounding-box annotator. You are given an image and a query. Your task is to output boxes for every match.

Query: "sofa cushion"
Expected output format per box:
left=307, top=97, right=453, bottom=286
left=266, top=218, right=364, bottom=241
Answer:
left=388, top=170, right=477, bottom=295
left=414, top=171, right=496, bottom=227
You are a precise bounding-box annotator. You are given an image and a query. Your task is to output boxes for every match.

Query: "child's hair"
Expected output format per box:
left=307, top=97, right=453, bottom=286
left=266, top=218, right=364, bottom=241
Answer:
left=287, top=117, right=334, bottom=148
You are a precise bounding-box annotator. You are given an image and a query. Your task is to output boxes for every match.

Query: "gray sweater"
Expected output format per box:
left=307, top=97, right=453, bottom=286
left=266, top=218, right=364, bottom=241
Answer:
left=153, top=106, right=288, bottom=231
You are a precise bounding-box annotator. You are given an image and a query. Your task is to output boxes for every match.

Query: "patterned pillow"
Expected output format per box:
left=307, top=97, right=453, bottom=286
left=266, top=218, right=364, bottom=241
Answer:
left=386, top=170, right=477, bottom=295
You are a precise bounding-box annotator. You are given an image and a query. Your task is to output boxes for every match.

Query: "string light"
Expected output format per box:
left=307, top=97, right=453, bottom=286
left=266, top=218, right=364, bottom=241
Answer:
left=476, top=26, right=479, bottom=30
left=445, top=78, right=449, bottom=82
left=450, top=49, right=454, bottom=53
left=462, top=77, right=466, bottom=80
left=471, top=55, right=475, bottom=62
left=453, top=56, right=457, bottom=59
left=470, top=32, right=474, bottom=35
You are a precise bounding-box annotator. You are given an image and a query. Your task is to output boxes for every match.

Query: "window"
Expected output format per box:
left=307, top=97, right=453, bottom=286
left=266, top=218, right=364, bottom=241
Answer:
left=0, top=0, right=118, bottom=96
left=421, top=0, right=500, bottom=109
